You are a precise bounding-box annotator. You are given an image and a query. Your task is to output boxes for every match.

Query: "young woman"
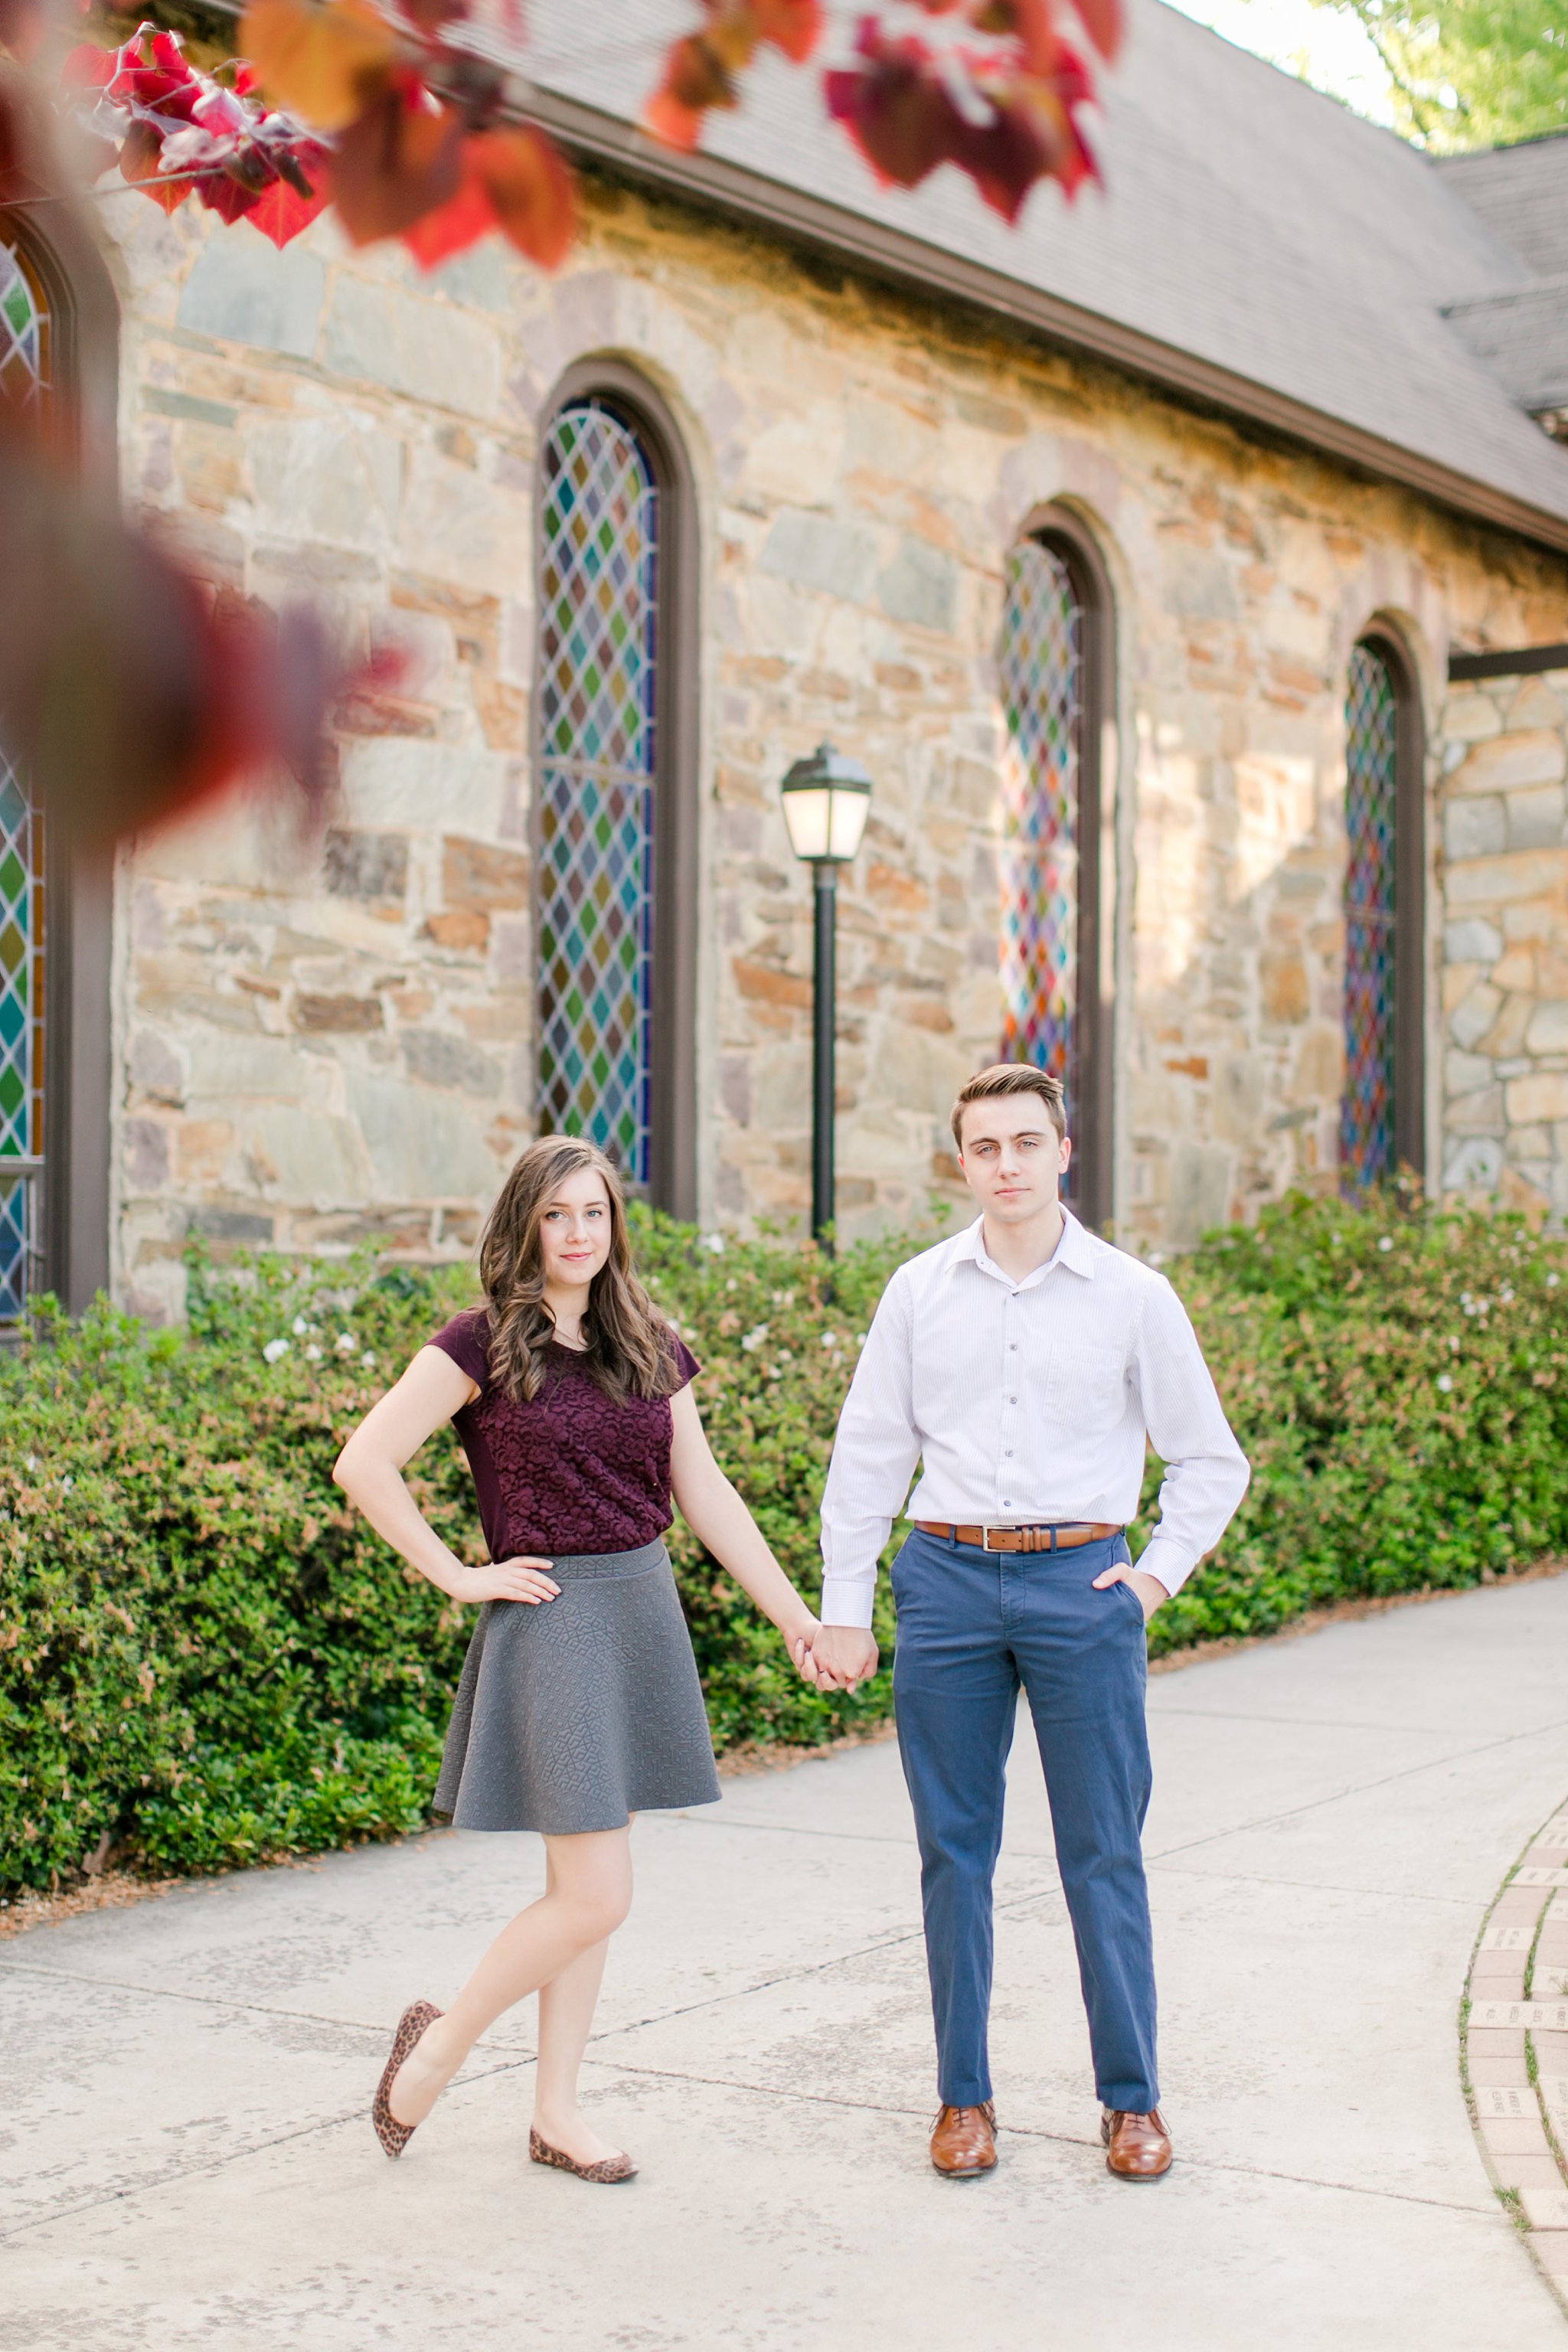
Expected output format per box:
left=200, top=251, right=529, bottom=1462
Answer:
left=334, top=1136, right=844, bottom=2182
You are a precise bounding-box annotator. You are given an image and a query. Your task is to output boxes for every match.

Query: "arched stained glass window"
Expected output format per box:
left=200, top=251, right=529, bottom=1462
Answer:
left=1, top=232, right=48, bottom=414
left=1000, top=536, right=1083, bottom=1116
left=1341, top=642, right=1400, bottom=1191
left=1, top=235, right=49, bottom=1323
left=536, top=400, right=658, bottom=1185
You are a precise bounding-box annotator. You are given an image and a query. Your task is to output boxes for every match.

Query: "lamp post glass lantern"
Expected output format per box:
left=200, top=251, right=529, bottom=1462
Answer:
left=779, top=743, right=872, bottom=1251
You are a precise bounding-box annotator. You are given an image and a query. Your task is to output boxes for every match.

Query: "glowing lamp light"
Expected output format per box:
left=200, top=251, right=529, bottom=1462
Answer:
left=779, top=742, right=874, bottom=866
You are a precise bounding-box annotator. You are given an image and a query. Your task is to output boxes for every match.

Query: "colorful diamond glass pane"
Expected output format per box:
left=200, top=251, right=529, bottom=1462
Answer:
left=1341, top=644, right=1398, bottom=1191
left=536, top=404, right=656, bottom=1184
left=999, top=540, right=1081, bottom=1122
left=0, top=748, right=43, bottom=1319
left=0, top=237, right=47, bottom=416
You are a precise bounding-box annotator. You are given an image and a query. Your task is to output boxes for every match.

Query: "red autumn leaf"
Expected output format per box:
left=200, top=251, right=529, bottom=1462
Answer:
left=247, top=140, right=332, bottom=245
left=823, top=25, right=959, bottom=191
left=401, top=0, right=468, bottom=30
left=644, top=29, right=736, bottom=149
left=400, top=145, right=495, bottom=267
left=825, top=14, right=1099, bottom=214
left=469, top=123, right=576, bottom=267
left=0, top=0, right=49, bottom=64
left=59, top=41, right=116, bottom=90
left=239, top=0, right=400, bottom=135
left=644, top=0, right=820, bottom=149
left=951, top=77, right=1060, bottom=220
left=1066, top=0, right=1122, bottom=61
left=0, top=417, right=365, bottom=845
left=966, top=0, right=1059, bottom=73
left=972, top=0, right=1118, bottom=64
left=753, top=0, right=822, bottom=64
left=118, top=114, right=189, bottom=211
left=329, top=80, right=465, bottom=244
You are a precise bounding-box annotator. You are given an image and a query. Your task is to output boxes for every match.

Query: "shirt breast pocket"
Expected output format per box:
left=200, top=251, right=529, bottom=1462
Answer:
left=1045, top=1340, right=1128, bottom=1425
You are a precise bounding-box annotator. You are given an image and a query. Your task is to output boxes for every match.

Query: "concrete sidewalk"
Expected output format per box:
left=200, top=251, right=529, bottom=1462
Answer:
left=5, top=1573, right=1568, bottom=2350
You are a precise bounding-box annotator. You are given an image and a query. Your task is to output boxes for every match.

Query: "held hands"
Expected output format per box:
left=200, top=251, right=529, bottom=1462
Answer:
left=794, top=1620, right=880, bottom=1694
left=456, top=1555, right=562, bottom=1606
left=1091, top=1563, right=1170, bottom=1622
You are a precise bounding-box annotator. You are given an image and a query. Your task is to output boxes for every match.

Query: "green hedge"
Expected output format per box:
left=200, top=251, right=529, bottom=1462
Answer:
left=2, top=1190, right=1566, bottom=1892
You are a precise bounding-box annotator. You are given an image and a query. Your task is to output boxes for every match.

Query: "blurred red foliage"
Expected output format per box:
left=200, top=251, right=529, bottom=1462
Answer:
left=0, top=0, right=1123, bottom=841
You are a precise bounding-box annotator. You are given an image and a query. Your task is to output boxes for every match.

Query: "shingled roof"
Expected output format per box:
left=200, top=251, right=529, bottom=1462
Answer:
left=1436, top=136, right=1568, bottom=426
left=525, top=0, right=1568, bottom=554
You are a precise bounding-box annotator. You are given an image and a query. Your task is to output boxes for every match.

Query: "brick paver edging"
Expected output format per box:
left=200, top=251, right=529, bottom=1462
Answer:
left=1463, top=1799, right=1568, bottom=2314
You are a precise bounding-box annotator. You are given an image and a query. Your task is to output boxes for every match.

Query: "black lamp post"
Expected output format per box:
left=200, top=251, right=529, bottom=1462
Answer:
left=779, top=742, right=874, bottom=1251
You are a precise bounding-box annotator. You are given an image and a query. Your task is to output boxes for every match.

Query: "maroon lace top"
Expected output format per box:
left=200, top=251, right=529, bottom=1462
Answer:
left=430, top=1308, right=700, bottom=1561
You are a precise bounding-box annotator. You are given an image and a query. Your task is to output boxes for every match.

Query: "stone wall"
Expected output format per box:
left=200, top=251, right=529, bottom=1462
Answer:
left=1439, top=669, right=1568, bottom=1222
left=87, top=171, right=1568, bottom=1315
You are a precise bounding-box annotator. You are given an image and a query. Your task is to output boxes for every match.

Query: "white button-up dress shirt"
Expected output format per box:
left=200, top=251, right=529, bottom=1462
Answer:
left=818, top=1211, right=1250, bottom=1628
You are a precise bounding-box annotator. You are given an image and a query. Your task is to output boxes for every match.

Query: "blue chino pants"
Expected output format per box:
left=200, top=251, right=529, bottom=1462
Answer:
left=890, top=1526, right=1158, bottom=2113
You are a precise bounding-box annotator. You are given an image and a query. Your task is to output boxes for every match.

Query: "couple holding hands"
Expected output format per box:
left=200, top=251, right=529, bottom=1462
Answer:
left=334, top=1060, right=1248, bottom=2187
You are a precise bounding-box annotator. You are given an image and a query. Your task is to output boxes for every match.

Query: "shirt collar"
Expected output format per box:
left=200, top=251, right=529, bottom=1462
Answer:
left=952, top=1207, right=1096, bottom=1288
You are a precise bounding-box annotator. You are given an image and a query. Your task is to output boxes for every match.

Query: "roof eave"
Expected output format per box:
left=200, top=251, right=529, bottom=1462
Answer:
left=525, top=85, right=1568, bottom=561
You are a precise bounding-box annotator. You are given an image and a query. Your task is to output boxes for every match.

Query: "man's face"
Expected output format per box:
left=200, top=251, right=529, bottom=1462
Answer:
left=957, top=1095, right=1072, bottom=1223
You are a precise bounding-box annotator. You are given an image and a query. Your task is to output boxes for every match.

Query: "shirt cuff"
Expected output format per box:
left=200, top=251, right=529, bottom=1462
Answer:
left=1133, top=1534, right=1194, bottom=1599
left=820, top=1573, right=875, bottom=1630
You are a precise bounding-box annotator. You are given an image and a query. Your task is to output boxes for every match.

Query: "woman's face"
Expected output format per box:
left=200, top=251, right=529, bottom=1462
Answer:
left=537, top=1167, right=615, bottom=1290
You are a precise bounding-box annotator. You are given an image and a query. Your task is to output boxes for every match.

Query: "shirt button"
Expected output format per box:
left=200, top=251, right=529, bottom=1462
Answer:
left=1005, top=1449, right=1014, bottom=1456
left=1008, top=1344, right=1018, bottom=1352
left=1009, top=1396, right=1018, bottom=1403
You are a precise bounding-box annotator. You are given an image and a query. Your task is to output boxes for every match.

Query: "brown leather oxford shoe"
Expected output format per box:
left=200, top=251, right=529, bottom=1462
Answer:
left=1102, top=2107, right=1172, bottom=2179
left=930, top=2101, right=998, bottom=2176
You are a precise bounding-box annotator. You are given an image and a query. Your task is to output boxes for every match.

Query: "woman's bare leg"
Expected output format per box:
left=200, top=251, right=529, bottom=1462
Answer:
left=389, top=1824, right=632, bottom=2129
left=533, top=1934, right=615, bottom=2164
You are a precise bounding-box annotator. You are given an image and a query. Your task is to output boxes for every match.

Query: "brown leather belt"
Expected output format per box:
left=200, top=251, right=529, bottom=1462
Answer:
left=916, top=1521, right=1121, bottom=1553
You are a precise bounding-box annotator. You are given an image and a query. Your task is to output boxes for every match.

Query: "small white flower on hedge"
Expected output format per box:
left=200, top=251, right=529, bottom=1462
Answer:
left=701, top=1232, right=725, bottom=1254
left=304, top=1345, right=322, bottom=1363
left=1548, top=1274, right=1561, bottom=1289
left=1377, top=1236, right=1393, bottom=1253
left=361, top=1351, right=376, bottom=1368
left=292, top=1315, right=311, bottom=1336
left=263, top=1338, right=290, bottom=1364
left=335, top=1333, right=356, bottom=1356
left=740, top=1325, right=769, bottom=1352
left=822, top=1330, right=840, bottom=1348
left=1437, top=1375, right=1453, bottom=1392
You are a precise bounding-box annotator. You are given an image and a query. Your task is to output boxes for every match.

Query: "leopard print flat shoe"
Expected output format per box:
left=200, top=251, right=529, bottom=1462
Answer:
left=372, top=1999, right=443, bottom=2158
left=529, top=2126, right=638, bottom=2184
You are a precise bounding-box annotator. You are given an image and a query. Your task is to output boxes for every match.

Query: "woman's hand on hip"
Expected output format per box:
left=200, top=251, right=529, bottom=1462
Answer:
left=458, top=1557, right=562, bottom=1606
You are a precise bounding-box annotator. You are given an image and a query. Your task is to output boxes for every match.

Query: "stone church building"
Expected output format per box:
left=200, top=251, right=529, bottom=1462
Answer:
left=4, top=0, right=1568, bottom=1325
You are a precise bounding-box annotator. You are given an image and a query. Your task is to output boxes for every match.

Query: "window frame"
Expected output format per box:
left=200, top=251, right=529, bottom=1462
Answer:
left=1342, top=626, right=1426, bottom=1186
left=1001, top=509, right=1115, bottom=1230
left=0, top=213, right=116, bottom=1316
left=531, top=361, right=699, bottom=1222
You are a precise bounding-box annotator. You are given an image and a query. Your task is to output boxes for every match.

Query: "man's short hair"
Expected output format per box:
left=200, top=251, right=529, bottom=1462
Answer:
left=951, top=1063, right=1068, bottom=1151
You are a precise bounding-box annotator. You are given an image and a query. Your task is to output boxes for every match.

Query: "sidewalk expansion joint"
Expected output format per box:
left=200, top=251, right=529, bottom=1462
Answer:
left=1145, top=1714, right=1568, bottom=1866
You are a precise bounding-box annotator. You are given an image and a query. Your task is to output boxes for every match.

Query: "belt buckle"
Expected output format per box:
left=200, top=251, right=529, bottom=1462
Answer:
left=981, top=1524, right=1008, bottom=1552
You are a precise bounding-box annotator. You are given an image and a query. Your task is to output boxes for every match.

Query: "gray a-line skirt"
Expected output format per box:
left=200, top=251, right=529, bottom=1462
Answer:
left=433, top=1539, right=720, bottom=1835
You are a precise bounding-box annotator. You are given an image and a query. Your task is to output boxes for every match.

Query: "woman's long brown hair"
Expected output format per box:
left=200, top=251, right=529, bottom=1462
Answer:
left=478, top=1137, right=678, bottom=1403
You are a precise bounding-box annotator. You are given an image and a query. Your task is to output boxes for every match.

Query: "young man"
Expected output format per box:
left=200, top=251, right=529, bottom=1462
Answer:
left=808, top=1064, right=1249, bottom=2180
